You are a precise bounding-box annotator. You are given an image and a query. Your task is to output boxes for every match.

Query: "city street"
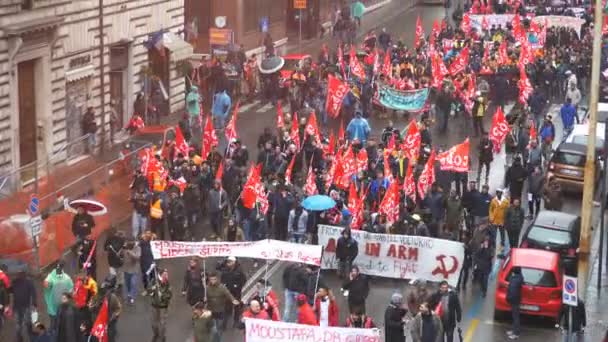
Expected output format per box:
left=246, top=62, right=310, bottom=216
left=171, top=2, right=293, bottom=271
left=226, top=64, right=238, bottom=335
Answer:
left=1, top=1, right=605, bottom=342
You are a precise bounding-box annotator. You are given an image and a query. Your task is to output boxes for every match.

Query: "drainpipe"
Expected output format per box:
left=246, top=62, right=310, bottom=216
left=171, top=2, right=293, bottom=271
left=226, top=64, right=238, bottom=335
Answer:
left=99, top=0, right=106, bottom=154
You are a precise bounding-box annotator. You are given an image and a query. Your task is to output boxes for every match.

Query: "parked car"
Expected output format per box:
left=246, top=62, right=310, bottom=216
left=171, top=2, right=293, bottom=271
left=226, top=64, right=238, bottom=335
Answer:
left=120, top=125, right=176, bottom=169
left=564, top=122, right=605, bottom=156
left=520, top=210, right=580, bottom=275
left=494, top=248, right=563, bottom=323
left=546, top=142, right=600, bottom=193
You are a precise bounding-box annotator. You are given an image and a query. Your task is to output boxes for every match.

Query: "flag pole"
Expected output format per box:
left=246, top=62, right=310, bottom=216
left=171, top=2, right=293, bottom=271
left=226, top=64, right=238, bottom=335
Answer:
left=202, top=258, right=207, bottom=302
left=313, top=247, right=325, bottom=296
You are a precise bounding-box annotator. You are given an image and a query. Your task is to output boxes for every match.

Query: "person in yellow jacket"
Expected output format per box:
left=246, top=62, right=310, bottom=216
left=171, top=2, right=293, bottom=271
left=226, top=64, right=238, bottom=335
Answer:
left=150, top=192, right=168, bottom=240
left=489, top=188, right=509, bottom=249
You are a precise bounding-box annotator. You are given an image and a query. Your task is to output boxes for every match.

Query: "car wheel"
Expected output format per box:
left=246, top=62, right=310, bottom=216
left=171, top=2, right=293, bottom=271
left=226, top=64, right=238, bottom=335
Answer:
left=493, top=308, right=507, bottom=321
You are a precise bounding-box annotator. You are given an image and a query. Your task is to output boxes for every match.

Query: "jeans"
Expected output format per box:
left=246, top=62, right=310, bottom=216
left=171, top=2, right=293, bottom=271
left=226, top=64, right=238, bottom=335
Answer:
left=212, top=317, right=224, bottom=342
left=242, top=219, right=252, bottom=241
left=478, top=270, right=489, bottom=296
left=289, top=232, right=306, bottom=243
left=210, top=211, right=223, bottom=236
left=338, top=259, right=353, bottom=279
left=528, top=193, right=541, bottom=217
left=563, top=331, right=583, bottom=342
left=152, top=308, right=168, bottom=341
left=213, top=116, right=225, bottom=130
left=108, top=319, right=118, bottom=342
left=477, top=161, right=491, bottom=184
left=87, top=133, right=96, bottom=153
left=132, top=211, right=148, bottom=238
left=511, top=303, right=521, bottom=335
left=489, top=225, right=506, bottom=248
left=283, top=289, right=299, bottom=322
left=124, top=272, right=138, bottom=300
left=14, top=307, right=33, bottom=342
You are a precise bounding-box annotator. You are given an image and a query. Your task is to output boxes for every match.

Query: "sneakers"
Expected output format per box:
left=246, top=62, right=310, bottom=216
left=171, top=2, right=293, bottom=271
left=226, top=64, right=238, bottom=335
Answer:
left=506, top=331, right=519, bottom=339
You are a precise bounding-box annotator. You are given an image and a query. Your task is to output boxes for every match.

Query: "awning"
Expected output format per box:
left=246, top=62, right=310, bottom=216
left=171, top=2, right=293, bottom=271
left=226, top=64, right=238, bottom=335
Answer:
left=163, top=32, right=193, bottom=62
left=66, top=64, right=95, bottom=83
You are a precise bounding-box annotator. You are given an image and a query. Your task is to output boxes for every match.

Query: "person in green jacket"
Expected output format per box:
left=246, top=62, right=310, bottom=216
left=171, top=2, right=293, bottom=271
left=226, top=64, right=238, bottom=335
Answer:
left=43, top=261, right=74, bottom=335
left=186, top=85, right=202, bottom=129
left=150, top=268, right=173, bottom=342
left=352, top=1, right=365, bottom=28
left=192, top=302, right=214, bottom=342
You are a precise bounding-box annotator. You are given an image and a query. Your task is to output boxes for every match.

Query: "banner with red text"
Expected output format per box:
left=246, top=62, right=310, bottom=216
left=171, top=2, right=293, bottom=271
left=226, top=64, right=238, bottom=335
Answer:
left=151, top=239, right=322, bottom=266
left=245, top=318, right=380, bottom=342
left=318, top=225, right=464, bottom=287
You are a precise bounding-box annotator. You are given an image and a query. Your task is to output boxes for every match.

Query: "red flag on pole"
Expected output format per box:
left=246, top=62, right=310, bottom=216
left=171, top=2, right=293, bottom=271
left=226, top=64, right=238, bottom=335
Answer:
left=482, top=15, right=489, bottom=31
left=349, top=46, right=366, bottom=81
left=290, top=112, right=301, bottom=150
left=461, top=13, right=471, bottom=34
left=401, top=120, right=421, bottom=162
left=489, top=106, right=511, bottom=153
left=417, top=150, right=436, bottom=198
left=415, top=15, right=425, bottom=47
left=305, top=111, right=321, bottom=144
left=323, top=131, right=336, bottom=157
left=276, top=101, right=285, bottom=129
left=403, top=162, right=416, bottom=204
left=529, top=120, right=537, bottom=142
left=215, top=161, right=223, bottom=181
left=91, top=298, right=109, bottom=342
left=304, top=164, right=318, bottom=196
left=326, top=74, right=349, bottom=118
left=356, top=148, right=368, bottom=173
left=174, top=126, right=190, bottom=158
left=382, top=49, right=392, bottom=78
left=284, top=153, right=296, bottom=185
left=449, top=47, right=469, bottom=76
left=338, top=45, right=346, bottom=78
left=224, top=102, right=239, bottom=142
left=201, top=115, right=218, bottom=159
left=383, top=150, right=393, bottom=181
left=241, top=164, right=261, bottom=209
left=378, top=179, right=399, bottom=224
left=518, top=68, right=533, bottom=104
left=338, top=119, right=346, bottom=142
left=437, top=138, right=470, bottom=172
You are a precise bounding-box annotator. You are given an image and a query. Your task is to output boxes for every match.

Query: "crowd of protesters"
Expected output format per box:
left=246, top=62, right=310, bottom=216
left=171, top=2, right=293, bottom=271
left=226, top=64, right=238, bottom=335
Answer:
left=0, top=0, right=602, bottom=341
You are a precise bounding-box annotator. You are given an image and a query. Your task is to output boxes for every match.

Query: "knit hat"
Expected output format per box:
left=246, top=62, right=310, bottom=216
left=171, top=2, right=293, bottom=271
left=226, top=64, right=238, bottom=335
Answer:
left=391, top=293, right=403, bottom=305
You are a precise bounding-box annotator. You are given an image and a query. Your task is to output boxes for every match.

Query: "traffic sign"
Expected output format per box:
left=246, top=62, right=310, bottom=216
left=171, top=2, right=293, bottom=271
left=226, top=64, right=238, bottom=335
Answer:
left=294, top=0, right=307, bottom=9
left=563, top=275, right=578, bottom=306
left=29, top=194, right=39, bottom=216
left=30, top=215, right=42, bottom=238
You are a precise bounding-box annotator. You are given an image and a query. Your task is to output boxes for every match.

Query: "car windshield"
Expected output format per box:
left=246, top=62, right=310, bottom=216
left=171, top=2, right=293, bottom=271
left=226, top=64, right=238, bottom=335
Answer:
left=571, top=135, right=604, bottom=150
left=128, top=133, right=164, bottom=149
left=527, top=226, right=572, bottom=246
left=283, top=58, right=300, bottom=71
left=509, top=268, right=557, bottom=287
left=553, top=151, right=585, bottom=167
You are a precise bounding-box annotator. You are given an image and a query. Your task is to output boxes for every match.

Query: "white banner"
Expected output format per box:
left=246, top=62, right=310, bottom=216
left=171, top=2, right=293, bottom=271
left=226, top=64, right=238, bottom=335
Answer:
left=151, top=239, right=323, bottom=266
left=318, top=225, right=465, bottom=287
left=245, top=318, right=380, bottom=342
left=532, top=15, right=585, bottom=37
left=470, top=14, right=515, bottom=32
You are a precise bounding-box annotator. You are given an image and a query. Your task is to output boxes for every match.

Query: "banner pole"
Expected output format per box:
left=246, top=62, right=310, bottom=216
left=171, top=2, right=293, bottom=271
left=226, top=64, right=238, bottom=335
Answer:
left=263, top=258, right=270, bottom=303
left=313, top=247, right=325, bottom=295
left=203, top=258, right=207, bottom=302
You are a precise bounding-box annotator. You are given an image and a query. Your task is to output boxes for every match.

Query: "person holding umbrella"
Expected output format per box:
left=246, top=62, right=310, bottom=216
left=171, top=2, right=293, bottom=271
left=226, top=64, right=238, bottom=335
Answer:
left=71, top=206, right=95, bottom=242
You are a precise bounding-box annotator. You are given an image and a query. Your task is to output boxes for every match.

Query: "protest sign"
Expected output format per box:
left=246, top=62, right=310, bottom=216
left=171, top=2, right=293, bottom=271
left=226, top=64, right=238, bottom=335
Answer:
left=318, top=225, right=464, bottom=287
left=532, top=15, right=585, bottom=37
left=377, top=85, right=429, bottom=112
left=245, top=318, right=380, bottom=342
left=151, top=239, right=322, bottom=266
left=470, top=14, right=515, bottom=32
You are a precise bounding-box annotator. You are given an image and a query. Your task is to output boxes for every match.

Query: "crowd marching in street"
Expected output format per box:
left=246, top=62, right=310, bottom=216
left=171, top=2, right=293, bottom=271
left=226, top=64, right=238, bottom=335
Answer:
left=1, top=0, right=606, bottom=341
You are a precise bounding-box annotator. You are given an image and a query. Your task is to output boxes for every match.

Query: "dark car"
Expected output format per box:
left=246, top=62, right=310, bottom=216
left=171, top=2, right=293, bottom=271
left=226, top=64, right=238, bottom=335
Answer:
left=520, top=210, right=580, bottom=275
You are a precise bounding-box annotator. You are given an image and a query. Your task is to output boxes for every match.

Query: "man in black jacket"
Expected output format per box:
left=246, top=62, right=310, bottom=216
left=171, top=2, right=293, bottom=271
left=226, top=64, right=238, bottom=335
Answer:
left=217, top=257, right=247, bottom=329
left=430, top=281, right=462, bottom=342
left=507, top=267, right=524, bottom=340
left=384, top=293, right=407, bottom=342
left=342, top=266, right=369, bottom=314
left=477, top=134, right=494, bottom=185
left=104, top=228, right=125, bottom=288
left=473, top=236, right=493, bottom=297
left=282, top=263, right=307, bottom=322
left=336, top=228, right=358, bottom=279
left=12, top=269, right=37, bottom=342
left=72, top=207, right=95, bottom=241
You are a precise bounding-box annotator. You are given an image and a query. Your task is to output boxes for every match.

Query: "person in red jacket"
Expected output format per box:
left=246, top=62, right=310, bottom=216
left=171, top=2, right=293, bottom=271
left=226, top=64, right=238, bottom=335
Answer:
left=296, top=294, right=317, bottom=326
left=313, top=286, right=339, bottom=327
left=252, top=279, right=281, bottom=321
left=241, top=300, right=270, bottom=323
left=346, top=310, right=376, bottom=328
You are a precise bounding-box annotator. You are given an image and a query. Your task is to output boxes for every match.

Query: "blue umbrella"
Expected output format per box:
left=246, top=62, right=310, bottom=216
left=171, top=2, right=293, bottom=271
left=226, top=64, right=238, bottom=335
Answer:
left=301, top=195, right=336, bottom=211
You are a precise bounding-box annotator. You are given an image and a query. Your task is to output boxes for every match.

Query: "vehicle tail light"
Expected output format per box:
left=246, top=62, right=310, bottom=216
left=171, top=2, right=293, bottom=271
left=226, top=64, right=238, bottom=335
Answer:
left=567, top=248, right=576, bottom=257
left=497, top=282, right=507, bottom=290
left=520, top=241, right=529, bottom=248
left=549, top=163, right=555, bottom=170
left=550, top=290, right=561, bottom=300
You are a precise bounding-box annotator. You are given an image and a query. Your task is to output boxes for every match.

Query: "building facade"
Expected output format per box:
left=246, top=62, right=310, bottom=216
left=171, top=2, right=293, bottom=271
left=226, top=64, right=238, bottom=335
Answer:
left=0, top=0, right=192, bottom=180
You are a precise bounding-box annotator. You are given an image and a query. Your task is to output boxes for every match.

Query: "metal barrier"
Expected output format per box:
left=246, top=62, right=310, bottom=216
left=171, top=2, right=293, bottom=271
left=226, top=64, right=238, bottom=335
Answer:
left=0, top=142, right=152, bottom=272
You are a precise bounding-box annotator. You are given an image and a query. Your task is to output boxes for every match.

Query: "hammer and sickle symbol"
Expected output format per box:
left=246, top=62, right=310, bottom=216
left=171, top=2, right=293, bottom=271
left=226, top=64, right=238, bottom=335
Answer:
left=432, top=255, right=459, bottom=279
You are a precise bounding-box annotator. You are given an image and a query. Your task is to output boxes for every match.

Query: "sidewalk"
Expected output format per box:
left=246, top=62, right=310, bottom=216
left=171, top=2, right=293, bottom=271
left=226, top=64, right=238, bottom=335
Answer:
left=584, top=212, right=608, bottom=341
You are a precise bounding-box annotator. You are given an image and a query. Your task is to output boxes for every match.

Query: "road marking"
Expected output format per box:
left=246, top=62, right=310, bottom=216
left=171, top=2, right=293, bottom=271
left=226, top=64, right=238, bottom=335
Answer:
left=464, top=318, right=479, bottom=342
left=238, top=101, right=260, bottom=113
left=256, top=102, right=274, bottom=113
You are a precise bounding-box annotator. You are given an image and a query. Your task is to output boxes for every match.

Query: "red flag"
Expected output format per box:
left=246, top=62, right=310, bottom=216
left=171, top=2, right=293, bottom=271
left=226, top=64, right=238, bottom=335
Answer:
left=518, top=68, right=533, bottom=104
left=349, top=47, right=366, bottom=81
left=415, top=15, right=425, bottom=47
left=255, top=181, right=269, bottom=215
left=431, top=19, right=440, bottom=39
left=383, top=150, right=392, bottom=181
left=489, top=106, right=511, bottom=153
left=225, top=102, right=239, bottom=142
left=603, top=15, right=608, bottom=36
left=437, top=138, right=470, bottom=172
left=498, top=40, right=509, bottom=65
left=349, top=182, right=365, bottom=230
left=356, top=148, right=368, bottom=173
left=348, top=182, right=358, bottom=212
left=332, top=156, right=348, bottom=190
left=386, top=134, right=396, bottom=153
left=304, top=164, right=318, bottom=196
left=400, top=120, right=421, bottom=162
left=417, top=150, right=436, bottom=198
left=168, top=176, right=187, bottom=193
left=338, top=119, right=346, bottom=142
left=201, top=115, right=218, bottom=159
left=174, top=125, right=190, bottom=158
left=323, top=131, right=336, bottom=157
left=378, top=179, right=399, bottom=224
left=529, top=120, right=537, bottom=142
left=284, top=153, right=296, bottom=185
left=403, top=162, right=416, bottom=204
left=326, top=153, right=341, bottom=191
left=326, top=74, right=349, bottom=118
left=241, top=164, right=261, bottom=209
left=215, top=161, right=223, bottom=181
left=449, top=47, right=469, bottom=76
left=382, top=49, right=392, bottom=77
left=341, top=146, right=357, bottom=185
left=276, top=101, right=285, bottom=129
left=290, top=112, right=300, bottom=150
left=305, top=111, right=321, bottom=144
left=482, top=15, right=489, bottom=31
left=464, top=75, right=476, bottom=113
left=461, top=13, right=471, bottom=34
left=91, top=298, right=109, bottom=342
left=431, top=56, right=443, bottom=89
left=372, top=49, right=381, bottom=76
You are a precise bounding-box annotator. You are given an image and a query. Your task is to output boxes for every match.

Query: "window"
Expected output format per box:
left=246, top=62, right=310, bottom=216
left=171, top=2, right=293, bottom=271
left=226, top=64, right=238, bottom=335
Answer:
left=243, top=0, right=286, bottom=33
left=509, top=268, right=557, bottom=288
left=554, top=151, right=585, bottom=167
left=527, top=226, right=572, bottom=247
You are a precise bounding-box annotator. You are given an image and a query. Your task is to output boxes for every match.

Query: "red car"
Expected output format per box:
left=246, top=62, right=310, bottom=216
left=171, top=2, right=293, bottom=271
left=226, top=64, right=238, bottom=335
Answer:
left=120, top=125, right=176, bottom=169
left=494, top=248, right=563, bottom=322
